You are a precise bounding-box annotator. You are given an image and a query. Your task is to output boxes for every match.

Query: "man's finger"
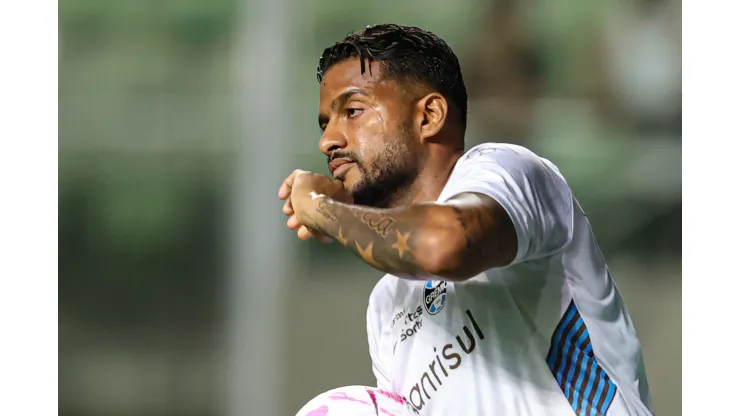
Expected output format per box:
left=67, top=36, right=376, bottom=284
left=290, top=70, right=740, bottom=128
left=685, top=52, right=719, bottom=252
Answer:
left=286, top=215, right=302, bottom=230
left=297, top=225, right=313, bottom=240
left=283, top=198, right=294, bottom=216
left=278, top=169, right=308, bottom=199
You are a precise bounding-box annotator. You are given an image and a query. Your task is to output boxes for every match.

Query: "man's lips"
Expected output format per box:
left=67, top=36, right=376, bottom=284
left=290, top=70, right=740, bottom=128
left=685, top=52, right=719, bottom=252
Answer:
left=332, top=163, right=355, bottom=180
left=329, top=158, right=355, bottom=179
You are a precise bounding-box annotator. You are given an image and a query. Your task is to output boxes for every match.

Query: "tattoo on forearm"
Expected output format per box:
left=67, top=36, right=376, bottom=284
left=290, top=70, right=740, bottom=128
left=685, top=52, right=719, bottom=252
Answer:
left=308, top=193, right=512, bottom=277
left=311, top=198, right=422, bottom=274
left=390, top=231, right=412, bottom=257
left=358, top=212, right=395, bottom=237
left=315, top=198, right=339, bottom=223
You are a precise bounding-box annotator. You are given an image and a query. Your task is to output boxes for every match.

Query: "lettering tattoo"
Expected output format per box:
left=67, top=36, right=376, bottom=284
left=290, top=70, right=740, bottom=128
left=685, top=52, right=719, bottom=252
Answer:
left=307, top=198, right=424, bottom=275
left=315, top=198, right=339, bottom=223
left=357, top=212, right=395, bottom=238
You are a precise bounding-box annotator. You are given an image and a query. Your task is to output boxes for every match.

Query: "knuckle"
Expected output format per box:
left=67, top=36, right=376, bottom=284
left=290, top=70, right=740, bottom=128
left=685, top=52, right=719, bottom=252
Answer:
left=294, top=170, right=311, bottom=180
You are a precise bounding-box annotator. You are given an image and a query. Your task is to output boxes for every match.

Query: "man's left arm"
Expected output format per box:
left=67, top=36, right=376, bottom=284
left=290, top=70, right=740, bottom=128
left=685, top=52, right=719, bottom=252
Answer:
left=287, top=146, right=574, bottom=281
left=299, top=192, right=518, bottom=281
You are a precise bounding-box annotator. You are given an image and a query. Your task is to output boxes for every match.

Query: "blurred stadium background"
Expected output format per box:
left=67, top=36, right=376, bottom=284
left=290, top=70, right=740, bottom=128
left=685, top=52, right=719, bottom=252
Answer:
left=59, top=0, right=681, bottom=415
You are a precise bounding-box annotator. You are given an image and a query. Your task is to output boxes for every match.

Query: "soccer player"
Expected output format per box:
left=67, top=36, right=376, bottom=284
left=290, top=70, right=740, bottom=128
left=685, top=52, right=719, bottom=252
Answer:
left=278, top=24, right=653, bottom=416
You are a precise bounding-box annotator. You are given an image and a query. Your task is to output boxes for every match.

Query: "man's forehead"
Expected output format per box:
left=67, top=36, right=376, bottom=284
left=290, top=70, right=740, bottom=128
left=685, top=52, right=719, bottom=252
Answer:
left=320, top=59, right=387, bottom=98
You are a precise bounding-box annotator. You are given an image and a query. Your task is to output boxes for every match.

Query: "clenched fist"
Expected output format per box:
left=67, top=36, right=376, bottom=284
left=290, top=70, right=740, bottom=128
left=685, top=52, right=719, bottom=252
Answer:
left=277, top=170, right=352, bottom=241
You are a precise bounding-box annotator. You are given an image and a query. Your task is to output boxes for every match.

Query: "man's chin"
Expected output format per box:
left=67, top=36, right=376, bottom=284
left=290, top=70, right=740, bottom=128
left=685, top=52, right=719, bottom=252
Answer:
left=342, top=176, right=364, bottom=196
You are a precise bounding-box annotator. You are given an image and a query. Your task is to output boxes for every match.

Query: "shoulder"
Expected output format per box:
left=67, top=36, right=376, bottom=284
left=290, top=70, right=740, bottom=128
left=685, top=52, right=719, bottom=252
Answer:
left=460, top=143, right=550, bottom=169
left=463, top=142, right=537, bottom=159
left=456, top=142, right=568, bottom=189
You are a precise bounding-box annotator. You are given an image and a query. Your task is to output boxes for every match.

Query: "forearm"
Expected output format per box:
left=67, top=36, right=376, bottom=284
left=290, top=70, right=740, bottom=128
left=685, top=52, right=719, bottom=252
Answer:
left=301, top=197, right=460, bottom=279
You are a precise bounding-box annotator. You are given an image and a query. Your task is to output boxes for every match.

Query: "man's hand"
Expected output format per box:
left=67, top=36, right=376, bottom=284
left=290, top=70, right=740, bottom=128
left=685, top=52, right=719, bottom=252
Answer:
left=277, top=169, right=352, bottom=242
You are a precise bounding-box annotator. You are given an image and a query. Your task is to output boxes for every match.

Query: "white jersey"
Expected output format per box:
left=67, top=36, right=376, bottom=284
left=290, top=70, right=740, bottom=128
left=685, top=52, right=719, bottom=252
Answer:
left=366, top=143, right=653, bottom=416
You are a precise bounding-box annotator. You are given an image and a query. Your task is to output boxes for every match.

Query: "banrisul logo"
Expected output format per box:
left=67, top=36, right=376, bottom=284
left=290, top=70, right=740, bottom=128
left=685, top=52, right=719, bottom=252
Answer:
left=423, top=280, right=447, bottom=315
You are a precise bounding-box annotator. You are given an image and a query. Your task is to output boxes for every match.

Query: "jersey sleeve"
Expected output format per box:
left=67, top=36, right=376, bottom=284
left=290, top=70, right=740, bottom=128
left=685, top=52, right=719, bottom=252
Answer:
left=366, top=279, right=393, bottom=391
left=446, top=145, right=575, bottom=265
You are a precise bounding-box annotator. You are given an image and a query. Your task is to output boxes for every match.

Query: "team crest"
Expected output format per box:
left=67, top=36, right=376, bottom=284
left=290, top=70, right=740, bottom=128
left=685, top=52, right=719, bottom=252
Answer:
left=423, top=280, right=447, bottom=315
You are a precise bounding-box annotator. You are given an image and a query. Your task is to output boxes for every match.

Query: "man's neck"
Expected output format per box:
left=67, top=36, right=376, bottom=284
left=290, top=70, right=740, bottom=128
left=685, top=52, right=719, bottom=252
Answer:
left=386, top=149, right=464, bottom=208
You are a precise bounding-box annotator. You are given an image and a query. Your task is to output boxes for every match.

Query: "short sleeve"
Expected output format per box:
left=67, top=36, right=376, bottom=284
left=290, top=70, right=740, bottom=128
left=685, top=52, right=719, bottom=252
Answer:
left=445, top=144, right=574, bottom=265
left=366, top=278, right=393, bottom=391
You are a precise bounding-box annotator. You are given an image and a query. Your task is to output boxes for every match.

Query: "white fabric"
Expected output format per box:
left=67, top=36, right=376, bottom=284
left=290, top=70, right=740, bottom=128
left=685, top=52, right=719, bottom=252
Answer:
left=366, top=143, right=653, bottom=415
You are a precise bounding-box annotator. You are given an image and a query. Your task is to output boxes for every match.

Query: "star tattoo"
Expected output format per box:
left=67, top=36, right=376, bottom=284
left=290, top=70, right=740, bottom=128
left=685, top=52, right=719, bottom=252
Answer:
left=391, top=231, right=411, bottom=257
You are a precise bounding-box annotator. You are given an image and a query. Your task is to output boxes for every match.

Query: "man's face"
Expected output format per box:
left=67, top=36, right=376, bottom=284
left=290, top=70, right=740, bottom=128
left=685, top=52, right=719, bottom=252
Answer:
left=318, top=58, right=421, bottom=208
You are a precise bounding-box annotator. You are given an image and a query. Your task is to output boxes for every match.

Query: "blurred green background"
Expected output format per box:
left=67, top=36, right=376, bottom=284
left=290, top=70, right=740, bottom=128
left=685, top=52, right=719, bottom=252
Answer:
left=59, top=0, right=681, bottom=415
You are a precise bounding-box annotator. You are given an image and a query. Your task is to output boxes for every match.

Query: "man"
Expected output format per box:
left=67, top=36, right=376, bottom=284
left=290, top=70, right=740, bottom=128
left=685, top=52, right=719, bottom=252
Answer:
left=278, top=24, right=653, bottom=416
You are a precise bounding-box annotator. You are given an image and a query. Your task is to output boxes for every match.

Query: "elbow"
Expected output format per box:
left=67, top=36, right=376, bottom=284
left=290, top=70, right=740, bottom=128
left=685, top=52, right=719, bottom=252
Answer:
left=415, top=228, right=475, bottom=282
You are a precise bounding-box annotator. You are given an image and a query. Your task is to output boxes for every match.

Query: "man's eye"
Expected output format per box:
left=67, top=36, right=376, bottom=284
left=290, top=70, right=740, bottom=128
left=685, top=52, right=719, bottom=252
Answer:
left=347, top=108, right=364, bottom=118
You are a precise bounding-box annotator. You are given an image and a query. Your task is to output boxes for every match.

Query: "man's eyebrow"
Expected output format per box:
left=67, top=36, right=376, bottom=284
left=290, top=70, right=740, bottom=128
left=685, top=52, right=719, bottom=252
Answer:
left=331, top=88, right=369, bottom=111
left=318, top=88, right=369, bottom=128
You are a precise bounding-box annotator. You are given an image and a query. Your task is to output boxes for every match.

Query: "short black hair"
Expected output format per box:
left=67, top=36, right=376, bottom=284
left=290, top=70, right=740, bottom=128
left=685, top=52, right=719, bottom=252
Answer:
left=317, top=24, right=468, bottom=130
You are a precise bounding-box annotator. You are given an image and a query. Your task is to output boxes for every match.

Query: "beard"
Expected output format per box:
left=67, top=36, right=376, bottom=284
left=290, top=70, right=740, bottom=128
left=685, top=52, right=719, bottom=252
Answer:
left=350, top=128, right=420, bottom=209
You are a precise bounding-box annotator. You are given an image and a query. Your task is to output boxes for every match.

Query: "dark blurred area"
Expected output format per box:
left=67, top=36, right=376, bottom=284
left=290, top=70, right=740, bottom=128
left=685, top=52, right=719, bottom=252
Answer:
left=59, top=0, right=681, bottom=415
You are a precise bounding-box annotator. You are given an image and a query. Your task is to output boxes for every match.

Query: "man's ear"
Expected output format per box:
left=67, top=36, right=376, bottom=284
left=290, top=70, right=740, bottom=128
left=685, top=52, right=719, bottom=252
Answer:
left=413, top=92, right=448, bottom=142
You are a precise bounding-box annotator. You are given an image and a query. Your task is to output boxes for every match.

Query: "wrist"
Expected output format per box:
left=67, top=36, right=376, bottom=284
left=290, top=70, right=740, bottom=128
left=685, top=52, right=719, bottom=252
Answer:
left=295, top=191, right=325, bottom=228
left=307, top=194, right=342, bottom=237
